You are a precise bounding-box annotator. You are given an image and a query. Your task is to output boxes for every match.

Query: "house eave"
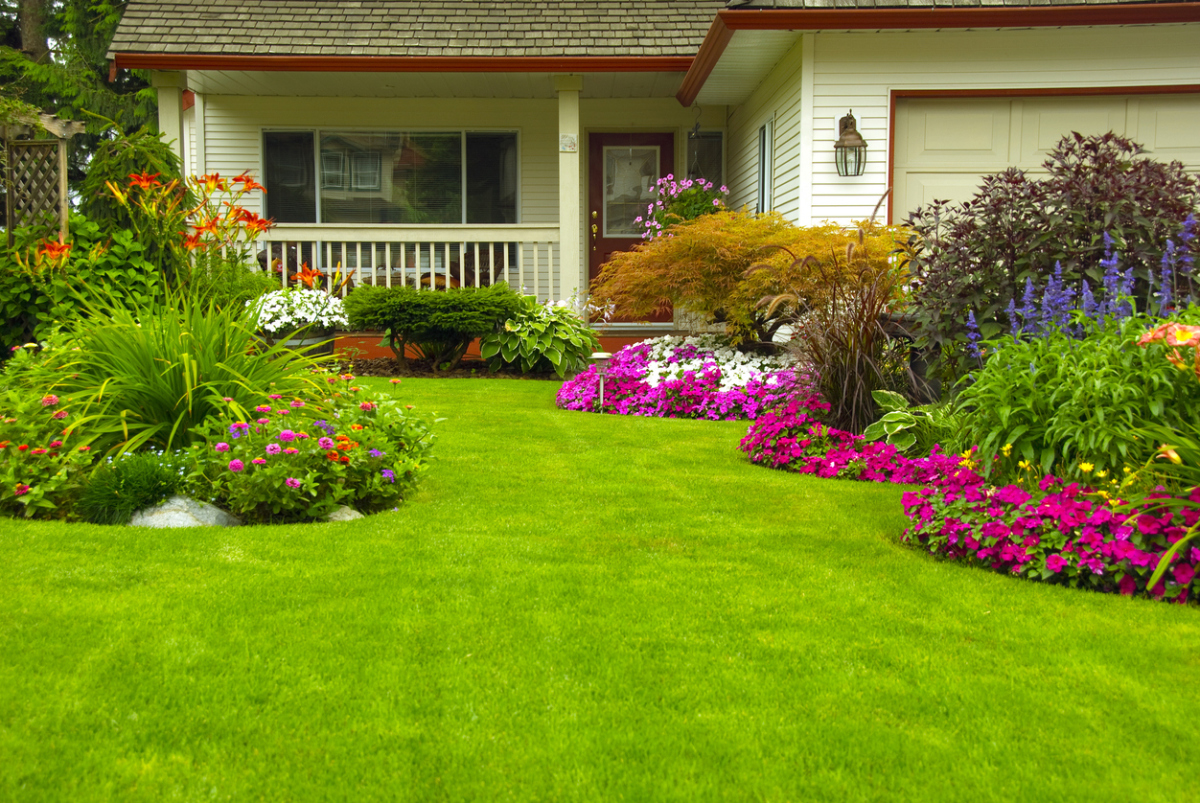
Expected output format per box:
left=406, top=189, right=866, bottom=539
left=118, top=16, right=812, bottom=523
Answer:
left=112, top=54, right=695, bottom=74
left=677, top=2, right=1200, bottom=106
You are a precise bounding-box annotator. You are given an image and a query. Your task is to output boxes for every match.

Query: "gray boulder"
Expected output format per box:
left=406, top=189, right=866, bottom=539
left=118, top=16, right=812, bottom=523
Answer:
left=326, top=505, right=364, bottom=522
left=129, top=495, right=242, bottom=528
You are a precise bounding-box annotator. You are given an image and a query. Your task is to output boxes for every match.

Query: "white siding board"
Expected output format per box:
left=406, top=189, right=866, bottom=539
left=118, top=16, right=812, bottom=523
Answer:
left=804, top=24, right=1200, bottom=224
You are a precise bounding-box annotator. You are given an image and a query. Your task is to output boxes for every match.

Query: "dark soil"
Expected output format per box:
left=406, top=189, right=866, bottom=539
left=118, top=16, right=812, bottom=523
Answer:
left=344, top=356, right=563, bottom=381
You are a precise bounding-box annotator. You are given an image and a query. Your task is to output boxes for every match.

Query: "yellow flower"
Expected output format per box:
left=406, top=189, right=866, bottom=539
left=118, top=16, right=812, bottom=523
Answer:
left=1018, top=460, right=1031, bottom=471
left=1079, top=462, right=1094, bottom=473
left=1095, top=469, right=1108, bottom=478
left=1123, top=466, right=1132, bottom=474
left=1001, top=443, right=1013, bottom=457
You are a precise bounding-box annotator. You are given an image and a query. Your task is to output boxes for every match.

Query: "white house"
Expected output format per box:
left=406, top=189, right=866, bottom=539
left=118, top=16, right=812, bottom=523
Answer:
left=108, top=0, right=1200, bottom=327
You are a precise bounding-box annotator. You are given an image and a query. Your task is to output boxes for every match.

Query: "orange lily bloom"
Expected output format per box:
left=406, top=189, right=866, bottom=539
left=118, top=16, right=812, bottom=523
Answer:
left=294, top=264, right=324, bottom=288
left=182, top=232, right=205, bottom=251
left=128, top=172, right=161, bottom=189
left=38, top=241, right=72, bottom=260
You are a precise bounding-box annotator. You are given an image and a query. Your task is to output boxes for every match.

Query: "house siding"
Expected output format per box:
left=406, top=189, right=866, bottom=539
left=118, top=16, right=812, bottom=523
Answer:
left=725, top=37, right=806, bottom=220
left=728, top=23, right=1200, bottom=226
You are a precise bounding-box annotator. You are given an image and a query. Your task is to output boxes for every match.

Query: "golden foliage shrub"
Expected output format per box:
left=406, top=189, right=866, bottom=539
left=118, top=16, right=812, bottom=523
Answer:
left=589, top=209, right=910, bottom=343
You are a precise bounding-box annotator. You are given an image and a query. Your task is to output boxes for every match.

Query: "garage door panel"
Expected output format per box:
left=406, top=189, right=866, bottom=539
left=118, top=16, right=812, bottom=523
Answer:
left=893, top=93, right=1200, bottom=223
left=896, top=99, right=1011, bottom=169
left=1136, top=97, right=1200, bottom=169
left=1019, top=98, right=1127, bottom=164
left=899, top=173, right=998, bottom=216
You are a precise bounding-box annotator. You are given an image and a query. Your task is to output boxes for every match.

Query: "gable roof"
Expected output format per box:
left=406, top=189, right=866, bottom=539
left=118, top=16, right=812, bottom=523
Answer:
left=108, top=0, right=725, bottom=62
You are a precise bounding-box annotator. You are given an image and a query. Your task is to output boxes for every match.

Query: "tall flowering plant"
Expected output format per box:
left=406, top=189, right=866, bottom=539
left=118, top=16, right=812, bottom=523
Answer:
left=635, top=175, right=727, bottom=241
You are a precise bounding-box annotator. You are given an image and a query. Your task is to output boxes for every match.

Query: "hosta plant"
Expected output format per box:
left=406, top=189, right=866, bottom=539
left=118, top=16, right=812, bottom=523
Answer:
left=479, top=294, right=600, bottom=378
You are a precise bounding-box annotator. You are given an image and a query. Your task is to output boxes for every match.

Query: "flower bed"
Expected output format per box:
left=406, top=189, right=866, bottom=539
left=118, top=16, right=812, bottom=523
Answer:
left=555, top=336, right=798, bottom=420
left=739, top=394, right=965, bottom=483
left=902, top=474, right=1200, bottom=603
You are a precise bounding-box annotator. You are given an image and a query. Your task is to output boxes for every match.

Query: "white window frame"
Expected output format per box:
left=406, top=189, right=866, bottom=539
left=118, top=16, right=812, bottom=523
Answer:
left=757, top=121, right=773, bottom=214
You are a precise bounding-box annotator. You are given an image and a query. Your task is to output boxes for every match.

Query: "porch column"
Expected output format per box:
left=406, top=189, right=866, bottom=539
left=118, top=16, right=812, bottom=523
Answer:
left=554, top=74, right=584, bottom=301
left=151, top=71, right=187, bottom=161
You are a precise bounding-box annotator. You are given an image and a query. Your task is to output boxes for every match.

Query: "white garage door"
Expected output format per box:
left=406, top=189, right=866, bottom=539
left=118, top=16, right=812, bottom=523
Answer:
left=892, top=94, right=1200, bottom=223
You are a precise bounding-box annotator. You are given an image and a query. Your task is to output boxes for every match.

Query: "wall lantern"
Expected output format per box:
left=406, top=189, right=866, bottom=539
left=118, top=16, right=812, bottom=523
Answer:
left=834, top=110, right=868, bottom=177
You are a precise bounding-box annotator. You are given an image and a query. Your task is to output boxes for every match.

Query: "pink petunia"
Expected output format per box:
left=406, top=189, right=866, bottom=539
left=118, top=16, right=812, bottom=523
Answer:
left=1174, top=563, right=1196, bottom=586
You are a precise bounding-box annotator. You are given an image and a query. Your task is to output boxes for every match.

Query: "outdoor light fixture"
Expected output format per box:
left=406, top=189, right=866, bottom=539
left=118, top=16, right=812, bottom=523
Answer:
left=591, top=352, right=612, bottom=409
left=834, top=110, right=867, bottom=177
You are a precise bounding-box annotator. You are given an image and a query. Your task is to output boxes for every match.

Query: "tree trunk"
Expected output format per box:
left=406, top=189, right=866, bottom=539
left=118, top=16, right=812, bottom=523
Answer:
left=17, top=0, right=51, bottom=64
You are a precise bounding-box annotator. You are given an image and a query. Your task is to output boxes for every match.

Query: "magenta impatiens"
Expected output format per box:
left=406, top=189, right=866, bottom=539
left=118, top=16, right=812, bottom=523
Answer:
left=556, top=336, right=799, bottom=421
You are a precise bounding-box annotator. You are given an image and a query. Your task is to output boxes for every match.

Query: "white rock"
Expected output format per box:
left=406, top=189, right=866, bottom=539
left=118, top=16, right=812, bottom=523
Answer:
left=326, top=505, right=364, bottom=522
left=129, top=495, right=242, bottom=528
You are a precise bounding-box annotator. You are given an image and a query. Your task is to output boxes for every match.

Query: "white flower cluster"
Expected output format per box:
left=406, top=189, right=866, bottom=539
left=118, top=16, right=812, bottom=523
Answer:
left=252, top=288, right=349, bottom=335
left=641, top=335, right=794, bottom=391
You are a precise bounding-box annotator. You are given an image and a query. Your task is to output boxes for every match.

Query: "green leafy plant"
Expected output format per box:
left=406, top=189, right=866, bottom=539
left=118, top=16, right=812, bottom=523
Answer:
left=861, top=390, right=965, bottom=455
left=638, top=175, right=727, bottom=240
left=76, top=451, right=185, bottom=525
left=343, top=283, right=523, bottom=372
left=955, top=308, right=1200, bottom=482
left=0, top=385, right=96, bottom=519
left=77, top=126, right=189, bottom=228
left=480, top=295, right=601, bottom=378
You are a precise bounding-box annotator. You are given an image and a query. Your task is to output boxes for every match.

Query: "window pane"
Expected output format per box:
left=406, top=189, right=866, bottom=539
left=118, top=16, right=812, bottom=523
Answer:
left=319, top=132, right=462, bottom=224
left=466, top=133, right=518, bottom=224
left=687, top=132, right=723, bottom=187
left=264, top=131, right=316, bottom=223
left=603, top=146, right=658, bottom=237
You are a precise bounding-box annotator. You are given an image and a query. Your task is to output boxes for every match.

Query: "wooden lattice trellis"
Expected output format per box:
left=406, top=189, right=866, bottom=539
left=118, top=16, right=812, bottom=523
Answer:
left=5, top=139, right=67, bottom=244
left=2, top=113, right=85, bottom=246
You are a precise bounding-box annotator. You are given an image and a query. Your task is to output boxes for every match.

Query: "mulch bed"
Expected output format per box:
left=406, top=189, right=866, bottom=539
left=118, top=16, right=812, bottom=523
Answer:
left=344, top=356, right=562, bottom=381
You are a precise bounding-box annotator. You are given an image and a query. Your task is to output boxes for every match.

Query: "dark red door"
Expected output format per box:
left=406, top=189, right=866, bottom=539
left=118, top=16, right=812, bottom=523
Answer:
left=588, top=132, right=675, bottom=322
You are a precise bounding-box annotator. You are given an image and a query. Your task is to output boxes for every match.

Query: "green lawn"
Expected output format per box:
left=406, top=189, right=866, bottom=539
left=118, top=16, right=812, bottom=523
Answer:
left=2, top=379, right=1198, bottom=801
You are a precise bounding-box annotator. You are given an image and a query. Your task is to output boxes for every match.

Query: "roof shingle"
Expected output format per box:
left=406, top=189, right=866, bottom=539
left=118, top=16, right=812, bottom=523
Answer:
left=109, top=0, right=725, bottom=59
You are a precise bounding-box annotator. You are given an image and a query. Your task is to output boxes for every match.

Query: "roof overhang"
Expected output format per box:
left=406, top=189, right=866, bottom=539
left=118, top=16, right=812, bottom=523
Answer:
left=111, top=54, right=694, bottom=75
left=677, top=2, right=1200, bottom=106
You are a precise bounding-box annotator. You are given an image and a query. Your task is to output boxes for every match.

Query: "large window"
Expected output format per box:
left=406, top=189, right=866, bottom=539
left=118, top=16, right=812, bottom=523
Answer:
left=263, top=130, right=518, bottom=224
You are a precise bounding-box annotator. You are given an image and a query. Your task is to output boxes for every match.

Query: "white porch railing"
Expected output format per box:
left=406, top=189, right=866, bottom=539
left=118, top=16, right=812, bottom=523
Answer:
left=257, top=224, right=562, bottom=301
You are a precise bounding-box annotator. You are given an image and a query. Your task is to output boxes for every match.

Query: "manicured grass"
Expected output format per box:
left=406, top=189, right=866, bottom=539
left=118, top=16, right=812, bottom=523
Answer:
left=2, top=378, right=1198, bottom=801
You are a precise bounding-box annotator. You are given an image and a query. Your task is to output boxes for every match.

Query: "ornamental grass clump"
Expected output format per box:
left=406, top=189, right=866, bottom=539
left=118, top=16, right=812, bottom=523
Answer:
left=556, top=335, right=799, bottom=420
left=50, top=287, right=329, bottom=456
left=186, top=374, right=435, bottom=523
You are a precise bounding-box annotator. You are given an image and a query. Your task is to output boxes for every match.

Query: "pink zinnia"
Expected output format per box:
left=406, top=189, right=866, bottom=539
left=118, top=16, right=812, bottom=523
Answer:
left=215, top=442, right=230, bottom=452
left=285, top=477, right=301, bottom=489
left=251, top=458, right=266, bottom=465
left=14, top=483, right=30, bottom=496
left=290, top=400, right=305, bottom=408
left=52, top=410, right=68, bottom=420
left=359, top=401, right=376, bottom=411
left=278, top=429, right=297, bottom=442
left=228, top=459, right=245, bottom=472
left=318, top=437, right=335, bottom=449
left=256, top=418, right=269, bottom=425
left=265, top=443, right=281, bottom=455
left=269, top=394, right=283, bottom=400
left=41, top=395, right=58, bottom=407
left=283, top=448, right=299, bottom=454
left=255, top=405, right=271, bottom=413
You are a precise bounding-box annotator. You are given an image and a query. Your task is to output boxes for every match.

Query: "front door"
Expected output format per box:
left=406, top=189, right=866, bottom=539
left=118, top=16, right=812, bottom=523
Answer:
left=588, top=132, right=675, bottom=322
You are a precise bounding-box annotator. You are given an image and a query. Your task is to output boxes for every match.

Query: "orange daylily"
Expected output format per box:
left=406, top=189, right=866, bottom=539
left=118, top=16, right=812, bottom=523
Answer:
left=197, top=173, right=228, bottom=193
left=128, top=171, right=161, bottom=189
left=1139, top=321, right=1200, bottom=378
left=234, top=172, right=266, bottom=192
left=182, top=232, right=205, bottom=251
left=193, top=218, right=220, bottom=236
left=38, top=240, right=72, bottom=260
left=293, top=264, right=324, bottom=288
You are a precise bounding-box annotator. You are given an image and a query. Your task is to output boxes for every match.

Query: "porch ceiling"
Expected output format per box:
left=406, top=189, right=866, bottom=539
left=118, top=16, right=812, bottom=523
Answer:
left=692, top=30, right=799, bottom=107
left=186, top=69, right=689, bottom=99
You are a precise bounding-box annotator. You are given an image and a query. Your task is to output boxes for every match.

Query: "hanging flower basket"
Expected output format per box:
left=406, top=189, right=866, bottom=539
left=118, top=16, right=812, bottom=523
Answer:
left=251, top=288, right=348, bottom=356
